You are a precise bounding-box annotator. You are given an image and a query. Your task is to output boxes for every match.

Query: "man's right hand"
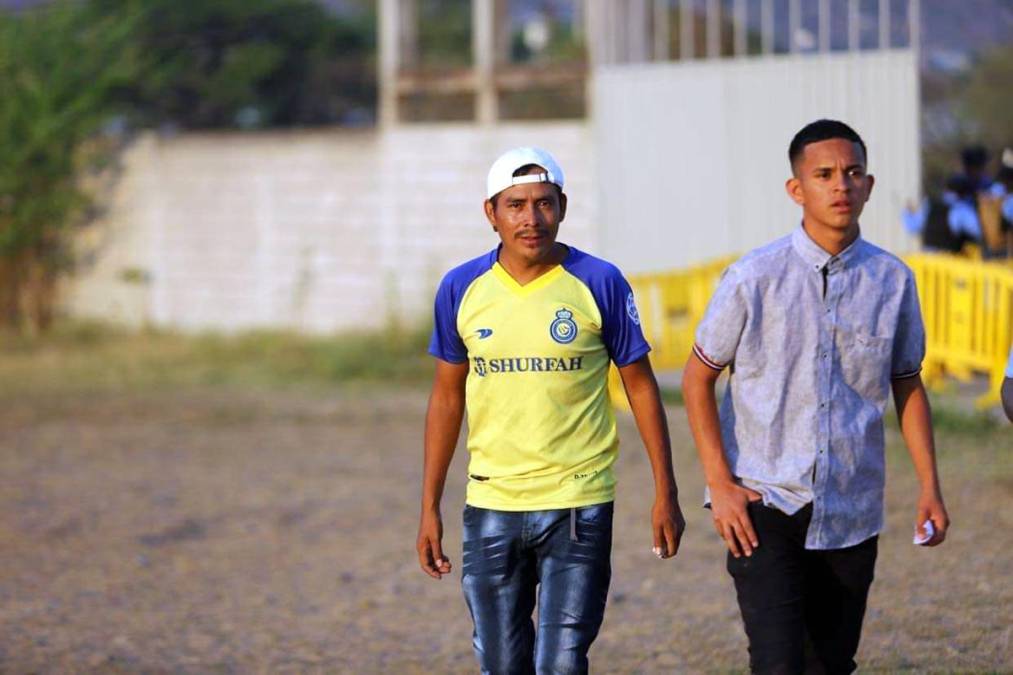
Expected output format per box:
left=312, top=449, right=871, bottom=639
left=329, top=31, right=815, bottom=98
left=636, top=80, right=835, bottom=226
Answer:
left=417, top=509, right=452, bottom=579
left=709, top=480, right=762, bottom=558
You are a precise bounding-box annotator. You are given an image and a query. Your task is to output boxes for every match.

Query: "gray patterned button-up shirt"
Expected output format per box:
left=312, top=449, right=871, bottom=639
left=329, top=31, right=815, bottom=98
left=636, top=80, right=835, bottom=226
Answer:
left=694, top=226, right=925, bottom=550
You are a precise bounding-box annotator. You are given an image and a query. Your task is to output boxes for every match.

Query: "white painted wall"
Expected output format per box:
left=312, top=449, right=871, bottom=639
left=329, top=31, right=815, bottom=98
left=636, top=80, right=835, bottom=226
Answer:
left=62, top=123, right=595, bottom=332
left=592, top=49, right=921, bottom=274
left=63, top=50, right=921, bottom=333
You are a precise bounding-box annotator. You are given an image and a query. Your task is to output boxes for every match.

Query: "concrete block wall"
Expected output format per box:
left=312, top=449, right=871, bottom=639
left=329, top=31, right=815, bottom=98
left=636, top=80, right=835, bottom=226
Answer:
left=61, top=123, right=595, bottom=333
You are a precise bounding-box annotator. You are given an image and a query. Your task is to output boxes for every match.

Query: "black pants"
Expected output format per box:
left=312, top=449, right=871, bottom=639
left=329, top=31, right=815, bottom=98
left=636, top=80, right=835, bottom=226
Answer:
left=727, top=502, right=878, bottom=675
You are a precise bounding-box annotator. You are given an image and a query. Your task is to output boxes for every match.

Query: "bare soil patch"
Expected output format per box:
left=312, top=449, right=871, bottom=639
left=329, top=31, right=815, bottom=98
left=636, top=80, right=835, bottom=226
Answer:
left=0, top=385, right=1009, bottom=672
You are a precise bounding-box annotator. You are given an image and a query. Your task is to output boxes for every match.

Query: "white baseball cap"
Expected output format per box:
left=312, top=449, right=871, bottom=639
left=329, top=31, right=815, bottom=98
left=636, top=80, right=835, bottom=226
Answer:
left=486, top=146, right=565, bottom=200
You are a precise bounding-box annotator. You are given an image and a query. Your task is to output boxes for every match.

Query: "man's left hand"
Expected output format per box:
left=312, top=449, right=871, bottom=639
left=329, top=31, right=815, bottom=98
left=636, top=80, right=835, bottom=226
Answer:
left=915, top=490, right=950, bottom=546
left=651, top=495, right=686, bottom=559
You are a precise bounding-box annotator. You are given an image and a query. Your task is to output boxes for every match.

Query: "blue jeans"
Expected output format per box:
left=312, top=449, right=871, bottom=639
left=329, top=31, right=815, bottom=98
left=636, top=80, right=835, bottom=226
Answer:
left=461, top=502, right=614, bottom=675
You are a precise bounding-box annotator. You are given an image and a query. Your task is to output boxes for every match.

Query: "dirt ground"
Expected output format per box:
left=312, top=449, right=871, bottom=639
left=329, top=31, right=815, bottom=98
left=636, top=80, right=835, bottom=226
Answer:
left=0, top=384, right=1010, bottom=673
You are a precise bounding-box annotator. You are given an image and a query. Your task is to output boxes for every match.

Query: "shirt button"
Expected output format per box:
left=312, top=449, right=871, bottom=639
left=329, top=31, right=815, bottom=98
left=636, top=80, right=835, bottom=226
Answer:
left=819, top=402, right=826, bottom=408
left=822, top=353, right=828, bottom=359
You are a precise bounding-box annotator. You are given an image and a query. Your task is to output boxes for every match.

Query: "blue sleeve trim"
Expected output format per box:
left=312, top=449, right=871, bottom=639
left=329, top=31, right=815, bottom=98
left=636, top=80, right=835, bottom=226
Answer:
left=428, top=249, right=496, bottom=363
left=562, top=246, right=651, bottom=366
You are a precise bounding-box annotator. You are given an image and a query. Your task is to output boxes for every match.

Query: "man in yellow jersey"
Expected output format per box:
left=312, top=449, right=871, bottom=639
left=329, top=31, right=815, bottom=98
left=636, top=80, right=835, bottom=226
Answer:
left=416, top=147, right=686, bottom=674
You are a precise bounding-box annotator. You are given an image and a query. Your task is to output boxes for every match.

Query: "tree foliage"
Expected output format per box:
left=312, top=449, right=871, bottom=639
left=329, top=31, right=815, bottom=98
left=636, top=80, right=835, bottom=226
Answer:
left=0, top=3, right=141, bottom=330
left=88, top=0, right=375, bottom=129
left=0, top=0, right=376, bottom=331
left=961, top=45, right=1013, bottom=150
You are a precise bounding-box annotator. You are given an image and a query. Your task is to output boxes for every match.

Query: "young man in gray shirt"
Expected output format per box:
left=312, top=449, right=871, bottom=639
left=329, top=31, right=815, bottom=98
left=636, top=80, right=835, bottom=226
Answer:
left=683, top=119, right=950, bottom=674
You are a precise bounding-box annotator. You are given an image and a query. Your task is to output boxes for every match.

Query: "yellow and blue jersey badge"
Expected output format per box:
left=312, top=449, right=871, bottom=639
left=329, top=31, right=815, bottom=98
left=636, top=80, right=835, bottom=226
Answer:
left=429, top=245, right=650, bottom=511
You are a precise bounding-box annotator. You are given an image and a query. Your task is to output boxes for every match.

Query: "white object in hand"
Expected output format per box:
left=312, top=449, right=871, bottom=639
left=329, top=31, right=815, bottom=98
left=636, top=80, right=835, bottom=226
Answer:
left=913, top=519, right=935, bottom=545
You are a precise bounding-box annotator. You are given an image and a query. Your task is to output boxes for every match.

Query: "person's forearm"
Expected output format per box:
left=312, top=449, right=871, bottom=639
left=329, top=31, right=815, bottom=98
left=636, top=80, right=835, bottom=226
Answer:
left=893, top=377, right=942, bottom=496
left=421, top=389, right=465, bottom=512
left=624, top=373, right=678, bottom=498
left=682, top=360, right=735, bottom=487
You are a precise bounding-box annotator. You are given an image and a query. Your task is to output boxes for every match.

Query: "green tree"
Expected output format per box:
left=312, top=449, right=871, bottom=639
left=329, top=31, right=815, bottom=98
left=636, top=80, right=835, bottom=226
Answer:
left=88, top=0, right=376, bottom=128
left=0, top=3, right=140, bottom=330
left=961, top=45, right=1013, bottom=150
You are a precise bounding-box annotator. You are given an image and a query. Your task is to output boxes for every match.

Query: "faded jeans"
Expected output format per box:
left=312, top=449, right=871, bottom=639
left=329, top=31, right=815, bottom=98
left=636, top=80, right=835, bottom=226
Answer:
left=461, top=502, right=613, bottom=675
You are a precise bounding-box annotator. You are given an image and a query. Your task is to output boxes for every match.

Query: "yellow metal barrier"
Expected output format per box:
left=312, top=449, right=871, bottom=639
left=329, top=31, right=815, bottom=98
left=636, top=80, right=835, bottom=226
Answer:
left=906, top=254, right=1013, bottom=408
left=608, top=256, right=736, bottom=409
left=609, top=253, right=1012, bottom=411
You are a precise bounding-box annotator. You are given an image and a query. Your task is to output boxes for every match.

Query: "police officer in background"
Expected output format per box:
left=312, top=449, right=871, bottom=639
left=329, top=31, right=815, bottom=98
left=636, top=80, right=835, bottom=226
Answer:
left=902, top=174, right=982, bottom=254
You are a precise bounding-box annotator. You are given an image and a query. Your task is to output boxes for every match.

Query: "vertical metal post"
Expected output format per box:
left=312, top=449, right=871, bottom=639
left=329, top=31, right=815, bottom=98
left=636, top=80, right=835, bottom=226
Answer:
left=706, top=0, right=720, bottom=58
left=400, top=0, right=418, bottom=69
left=733, top=0, right=747, bottom=57
left=586, top=0, right=613, bottom=66
left=879, top=0, right=891, bottom=49
left=629, top=0, right=650, bottom=62
left=378, top=0, right=399, bottom=127
left=654, top=0, right=671, bottom=61
left=788, top=0, right=800, bottom=53
left=473, top=0, right=497, bottom=124
left=761, top=0, right=773, bottom=55
left=583, top=0, right=601, bottom=121
left=680, top=0, right=695, bottom=60
left=909, top=0, right=920, bottom=52
left=848, top=0, right=860, bottom=51
left=819, top=0, right=830, bottom=52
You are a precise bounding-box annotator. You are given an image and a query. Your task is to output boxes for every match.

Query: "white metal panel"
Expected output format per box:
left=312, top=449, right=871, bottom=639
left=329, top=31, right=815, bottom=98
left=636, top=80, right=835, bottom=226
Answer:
left=592, top=49, right=920, bottom=274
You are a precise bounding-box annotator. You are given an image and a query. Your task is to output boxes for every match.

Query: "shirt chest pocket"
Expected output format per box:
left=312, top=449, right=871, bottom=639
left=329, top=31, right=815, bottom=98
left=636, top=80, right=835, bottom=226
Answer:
left=836, top=326, right=893, bottom=400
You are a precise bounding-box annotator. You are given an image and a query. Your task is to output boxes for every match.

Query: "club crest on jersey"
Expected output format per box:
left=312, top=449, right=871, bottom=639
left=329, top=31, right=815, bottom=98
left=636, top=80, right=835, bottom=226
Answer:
left=473, top=357, right=488, bottom=377
left=549, top=308, right=578, bottom=344
left=626, top=292, right=641, bottom=325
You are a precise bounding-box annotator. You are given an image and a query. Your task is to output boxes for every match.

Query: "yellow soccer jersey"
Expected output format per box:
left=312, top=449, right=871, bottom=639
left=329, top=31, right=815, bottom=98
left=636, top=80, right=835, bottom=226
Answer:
left=429, top=245, right=650, bottom=510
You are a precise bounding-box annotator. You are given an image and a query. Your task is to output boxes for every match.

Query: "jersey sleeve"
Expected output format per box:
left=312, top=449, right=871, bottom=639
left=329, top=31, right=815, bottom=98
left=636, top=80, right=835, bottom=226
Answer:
left=598, top=270, right=651, bottom=367
left=693, top=265, right=748, bottom=370
left=428, top=273, right=468, bottom=363
left=890, top=270, right=925, bottom=379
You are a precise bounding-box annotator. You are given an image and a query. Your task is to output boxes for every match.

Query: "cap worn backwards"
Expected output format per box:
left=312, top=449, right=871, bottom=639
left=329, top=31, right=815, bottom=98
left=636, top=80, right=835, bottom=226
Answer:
left=486, top=147, right=565, bottom=200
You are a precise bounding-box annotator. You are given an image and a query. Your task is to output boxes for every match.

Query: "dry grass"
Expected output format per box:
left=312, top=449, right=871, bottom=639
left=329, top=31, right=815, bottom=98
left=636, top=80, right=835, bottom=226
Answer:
left=0, top=322, right=432, bottom=395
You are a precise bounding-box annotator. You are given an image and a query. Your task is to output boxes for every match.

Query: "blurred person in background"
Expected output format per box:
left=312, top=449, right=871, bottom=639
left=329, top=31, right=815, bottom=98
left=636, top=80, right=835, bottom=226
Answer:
left=996, top=149, right=1013, bottom=224
left=985, top=148, right=1013, bottom=257
left=1003, top=344, right=1013, bottom=423
left=903, top=174, right=982, bottom=254
left=416, top=147, right=685, bottom=674
left=959, top=145, right=993, bottom=193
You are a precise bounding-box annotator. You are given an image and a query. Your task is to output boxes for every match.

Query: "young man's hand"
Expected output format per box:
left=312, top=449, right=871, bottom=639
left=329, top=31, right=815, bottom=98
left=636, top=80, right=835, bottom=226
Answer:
left=417, top=509, right=452, bottom=579
left=915, top=489, right=950, bottom=546
left=891, top=374, right=949, bottom=548
left=708, top=480, right=762, bottom=558
left=651, top=493, right=686, bottom=559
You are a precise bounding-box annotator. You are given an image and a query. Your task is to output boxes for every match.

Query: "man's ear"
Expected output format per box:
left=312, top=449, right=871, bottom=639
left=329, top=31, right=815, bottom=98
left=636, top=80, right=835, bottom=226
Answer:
left=864, top=174, right=876, bottom=202
left=483, top=199, right=497, bottom=231
left=558, top=192, right=568, bottom=222
left=785, top=177, right=804, bottom=207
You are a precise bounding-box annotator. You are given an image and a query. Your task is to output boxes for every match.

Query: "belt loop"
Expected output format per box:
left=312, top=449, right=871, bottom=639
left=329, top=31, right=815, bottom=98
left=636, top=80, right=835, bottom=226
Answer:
left=570, top=507, right=578, bottom=542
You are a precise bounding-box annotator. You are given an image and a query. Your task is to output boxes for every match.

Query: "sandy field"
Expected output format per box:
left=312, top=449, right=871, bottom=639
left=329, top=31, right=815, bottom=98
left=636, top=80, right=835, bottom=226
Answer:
left=1, top=384, right=1010, bottom=673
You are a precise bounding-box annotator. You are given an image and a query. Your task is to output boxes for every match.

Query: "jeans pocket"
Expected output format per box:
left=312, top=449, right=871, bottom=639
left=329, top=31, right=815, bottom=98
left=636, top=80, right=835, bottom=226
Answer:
left=575, top=502, right=614, bottom=525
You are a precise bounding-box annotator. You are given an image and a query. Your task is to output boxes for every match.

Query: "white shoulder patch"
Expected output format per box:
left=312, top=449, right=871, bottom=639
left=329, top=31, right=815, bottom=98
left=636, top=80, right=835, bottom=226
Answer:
left=626, top=292, right=641, bottom=325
